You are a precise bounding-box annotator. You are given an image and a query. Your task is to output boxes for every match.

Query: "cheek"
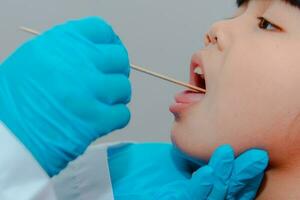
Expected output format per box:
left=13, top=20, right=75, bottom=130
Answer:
left=171, top=44, right=300, bottom=161
left=211, top=48, right=300, bottom=153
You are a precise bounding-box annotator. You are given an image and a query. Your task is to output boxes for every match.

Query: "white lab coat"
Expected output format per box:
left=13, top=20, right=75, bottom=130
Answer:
left=0, top=121, right=115, bottom=200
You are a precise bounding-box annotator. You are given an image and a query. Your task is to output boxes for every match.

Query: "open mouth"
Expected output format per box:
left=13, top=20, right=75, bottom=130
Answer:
left=190, top=53, right=207, bottom=93
left=169, top=52, right=208, bottom=114
left=193, top=66, right=206, bottom=92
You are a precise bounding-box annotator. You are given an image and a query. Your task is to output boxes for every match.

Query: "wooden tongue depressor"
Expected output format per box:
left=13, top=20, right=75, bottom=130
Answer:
left=19, top=26, right=206, bottom=93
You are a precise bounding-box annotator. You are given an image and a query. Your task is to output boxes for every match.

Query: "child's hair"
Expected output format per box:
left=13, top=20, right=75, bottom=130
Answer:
left=236, top=0, right=300, bottom=8
left=236, top=0, right=248, bottom=7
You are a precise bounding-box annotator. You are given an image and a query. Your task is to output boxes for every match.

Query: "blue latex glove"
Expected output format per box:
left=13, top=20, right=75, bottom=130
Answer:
left=0, top=17, right=131, bottom=176
left=108, top=143, right=268, bottom=200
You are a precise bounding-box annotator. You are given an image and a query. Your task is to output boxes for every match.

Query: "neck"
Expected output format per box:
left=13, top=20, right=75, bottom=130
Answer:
left=256, top=163, right=300, bottom=199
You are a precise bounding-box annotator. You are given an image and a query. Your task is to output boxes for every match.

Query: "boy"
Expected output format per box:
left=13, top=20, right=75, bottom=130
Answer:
left=170, top=0, right=300, bottom=199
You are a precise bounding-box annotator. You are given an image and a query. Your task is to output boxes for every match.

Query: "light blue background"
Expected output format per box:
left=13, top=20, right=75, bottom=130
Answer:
left=0, top=0, right=236, bottom=142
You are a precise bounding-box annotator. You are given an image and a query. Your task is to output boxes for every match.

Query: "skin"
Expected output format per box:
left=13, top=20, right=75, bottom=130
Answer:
left=170, top=0, right=300, bottom=198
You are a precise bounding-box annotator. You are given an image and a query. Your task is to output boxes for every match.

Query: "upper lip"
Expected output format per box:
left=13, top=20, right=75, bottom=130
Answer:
left=190, top=52, right=207, bottom=93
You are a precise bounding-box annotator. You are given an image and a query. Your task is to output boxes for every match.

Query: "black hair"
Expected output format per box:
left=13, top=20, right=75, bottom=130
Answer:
left=237, top=0, right=300, bottom=9
left=236, top=0, right=248, bottom=7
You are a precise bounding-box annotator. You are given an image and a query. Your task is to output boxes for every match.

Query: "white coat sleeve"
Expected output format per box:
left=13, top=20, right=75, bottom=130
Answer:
left=0, top=121, right=57, bottom=200
left=51, top=143, right=118, bottom=200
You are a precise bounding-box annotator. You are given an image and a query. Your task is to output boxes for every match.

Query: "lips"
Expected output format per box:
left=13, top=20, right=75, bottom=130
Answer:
left=169, top=90, right=205, bottom=114
left=175, top=90, right=205, bottom=104
left=169, top=52, right=207, bottom=114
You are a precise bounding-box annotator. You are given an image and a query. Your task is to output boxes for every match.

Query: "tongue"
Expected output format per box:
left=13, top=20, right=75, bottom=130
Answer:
left=175, top=90, right=205, bottom=104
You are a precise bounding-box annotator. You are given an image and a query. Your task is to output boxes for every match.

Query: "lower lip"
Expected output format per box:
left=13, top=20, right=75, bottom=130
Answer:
left=169, top=90, right=206, bottom=114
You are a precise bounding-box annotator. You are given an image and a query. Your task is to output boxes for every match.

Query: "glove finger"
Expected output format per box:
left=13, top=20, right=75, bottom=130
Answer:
left=98, top=103, right=131, bottom=133
left=229, top=173, right=264, bottom=200
left=94, top=44, right=130, bottom=76
left=66, top=92, right=130, bottom=135
left=91, top=73, right=131, bottom=105
left=44, top=19, right=129, bottom=76
left=209, top=144, right=234, bottom=182
left=84, top=102, right=131, bottom=135
left=227, top=149, right=268, bottom=197
left=188, top=166, right=214, bottom=199
left=61, top=16, right=120, bottom=44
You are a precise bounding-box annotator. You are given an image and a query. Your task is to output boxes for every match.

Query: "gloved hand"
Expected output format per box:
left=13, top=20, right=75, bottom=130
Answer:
left=0, top=17, right=131, bottom=176
left=108, top=143, right=269, bottom=200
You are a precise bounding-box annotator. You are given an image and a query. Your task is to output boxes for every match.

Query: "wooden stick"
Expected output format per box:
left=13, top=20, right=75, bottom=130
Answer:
left=19, top=26, right=206, bottom=93
left=20, top=26, right=40, bottom=35
left=129, top=64, right=205, bottom=92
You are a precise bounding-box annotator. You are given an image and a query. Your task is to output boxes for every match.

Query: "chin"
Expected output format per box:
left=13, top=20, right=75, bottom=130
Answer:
left=170, top=122, right=214, bottom=162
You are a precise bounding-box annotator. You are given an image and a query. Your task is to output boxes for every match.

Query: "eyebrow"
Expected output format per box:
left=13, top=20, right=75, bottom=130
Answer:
left=236, top=0, right=300, bottom=9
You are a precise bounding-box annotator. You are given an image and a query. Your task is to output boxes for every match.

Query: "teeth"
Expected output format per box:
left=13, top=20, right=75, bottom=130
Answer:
left=194, top=67, right=203, bottom=75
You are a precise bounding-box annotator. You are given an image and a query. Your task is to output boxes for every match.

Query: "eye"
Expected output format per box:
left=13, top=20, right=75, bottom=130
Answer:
left=257, top=17, right=282, bottom=32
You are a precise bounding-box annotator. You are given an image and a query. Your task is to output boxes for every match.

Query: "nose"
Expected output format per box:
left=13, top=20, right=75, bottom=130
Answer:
left=204, top=20, right=230, bottom=51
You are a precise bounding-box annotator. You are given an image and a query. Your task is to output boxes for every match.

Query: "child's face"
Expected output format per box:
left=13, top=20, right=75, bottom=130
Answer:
left=170, top=0, right=300, bottom=166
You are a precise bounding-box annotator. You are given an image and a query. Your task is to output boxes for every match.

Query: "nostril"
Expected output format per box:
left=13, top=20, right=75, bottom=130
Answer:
left=205, top=34, right=218, bottom=46
left=205, top=34, right=211, bottom=45
left=207, top=35, right=211, bottom=42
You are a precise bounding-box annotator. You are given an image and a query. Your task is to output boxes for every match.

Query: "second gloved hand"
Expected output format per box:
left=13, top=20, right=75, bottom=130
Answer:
left=0, top=17, right=131, bottom=176
left=154, top=145, right=268, bottom=200
left=109, top=144, right=268, bottom=200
